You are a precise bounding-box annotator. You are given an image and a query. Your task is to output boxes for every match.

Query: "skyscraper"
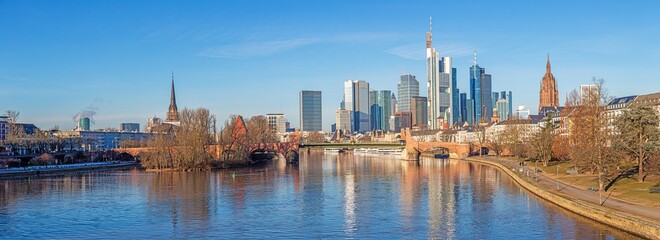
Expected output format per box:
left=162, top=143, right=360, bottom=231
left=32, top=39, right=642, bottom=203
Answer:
left=496, top=99, right=509, bottom=121
left=466, top=99, right=475, bottom=125
left=166, top=72, right=179, bottom=124
left=411, top=96, right=428, bottom=128
left=460, top=93, right=467, bottom=123
left=539, top=54, right=559, bottom=112
left=299, top=90, right=322, bottom=132
left=336, top=109, right=352, bottom=132
left=482, top=73, right=492, bottom=122
left=369, top=89, right=382, bottom=130
left=379, top=90, right=392, bottom=132
left=343, top=80, right=370, bottom=132
left=492, top=92, right=500, bottom=109
left=501, top=91, right=513, bottom=120
left=397, top=74, right=419, bottom=113
left=451, top=67, right=459, bottom=125
left=426, top=18, right=454, bottom=129
left=469, top=51, right=483, bottom=124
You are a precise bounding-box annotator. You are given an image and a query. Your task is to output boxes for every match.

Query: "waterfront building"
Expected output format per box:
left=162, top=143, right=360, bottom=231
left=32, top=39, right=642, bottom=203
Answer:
left=496, top=99, right=509, bottom=121
left=343, top=80, right=370, bottom=132
left=335, top=109, right=352, bottom=132
left=411, top=96, right=428, bottom=129
left=165, top=72, right=180, bottom=126
left=379, top=90, right=392, bottom=132
left=266, top=113, right=287, bottom=133
left=55, top=130, right=149, bottom=151
left=397, top=74, right=419, bottom=113
left=539, top=54, right=559, bottom=112
left=120, top=123, right=140, bottom=132
left=369, top=89, right=382, bottom=130
left=299, top=90, right=322, bottom=132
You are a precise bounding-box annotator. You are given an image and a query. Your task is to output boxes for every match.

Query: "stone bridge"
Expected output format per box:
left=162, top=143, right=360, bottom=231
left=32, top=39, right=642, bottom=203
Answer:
left=401, top=129, right=470, bottom=160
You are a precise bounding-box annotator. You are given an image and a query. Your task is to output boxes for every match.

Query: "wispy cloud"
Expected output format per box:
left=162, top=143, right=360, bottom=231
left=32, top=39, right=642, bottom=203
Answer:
left=198, top=38, right=321, bottom=59
left=385, top=42, right=474, bottom=60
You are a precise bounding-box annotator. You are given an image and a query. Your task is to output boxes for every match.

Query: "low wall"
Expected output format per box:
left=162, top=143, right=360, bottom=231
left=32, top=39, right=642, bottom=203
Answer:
left=462, top=157, right=660, bottom=240
left=0, top=162, right=138, bottom=179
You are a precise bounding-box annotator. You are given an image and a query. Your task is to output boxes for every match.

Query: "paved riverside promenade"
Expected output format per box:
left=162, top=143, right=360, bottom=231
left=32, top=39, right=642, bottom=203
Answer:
left=476, top=156, right=660, bottom=223
left=0, top=161, right=137, bottom=178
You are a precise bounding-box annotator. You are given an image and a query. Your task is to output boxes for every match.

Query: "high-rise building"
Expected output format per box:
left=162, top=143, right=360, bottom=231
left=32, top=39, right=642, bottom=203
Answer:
left=391, top=93, right=397, bottom=115
left=469, top=51, right=483, bottom=124
left=482, top=73, right=492, bottom=122
left=426, top=18, right=455, bottom=129
left=397, top=74, right=419, bottom=113
left=266, top=113, right=287, bottom=133
left=165, top=72, right=180, bottom=125
left=501, top=91, right=513, bottom=120
left=300, top=90, right=322, bottom=132
left=120, top=123, right=140, bottom=132
left=379, top=90, right=392, bottom=132
left=496, top=99, right=509, bottom=121
left=343, top=80, right=370, bottom=132
left=411, top=96, right=428, bottom=128
left=539, top=54, right=559, bottom=112
left=492, top=92, right=500, bottom=109
left=395, top=112, right=412, bottom=131
left=335, top=109, right=352, bottom=132
left=451, top=67, right=459, bottom=125
left=460, top=93, right=467, bottom=123
left=466, top=99, right=475, bottom=125
left=369, top=89, right=382, bottom=130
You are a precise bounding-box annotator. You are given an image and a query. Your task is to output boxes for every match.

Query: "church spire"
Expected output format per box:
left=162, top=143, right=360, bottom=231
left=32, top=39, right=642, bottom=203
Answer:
left=166, top=71, right=179, bottom=122
left=546, top=53, right=551, bottom=72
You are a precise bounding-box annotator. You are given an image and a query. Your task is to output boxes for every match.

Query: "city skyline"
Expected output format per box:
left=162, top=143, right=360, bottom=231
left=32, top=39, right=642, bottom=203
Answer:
left=1, top=1, right=659, bottom=131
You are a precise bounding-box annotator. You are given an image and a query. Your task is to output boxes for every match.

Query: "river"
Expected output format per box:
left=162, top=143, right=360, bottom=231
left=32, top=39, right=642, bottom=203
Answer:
left=0, top=151, right=636, bottom=239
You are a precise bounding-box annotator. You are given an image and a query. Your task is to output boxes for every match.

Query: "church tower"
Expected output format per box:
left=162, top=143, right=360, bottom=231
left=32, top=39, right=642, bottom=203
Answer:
left=166, top=72, right=180, bottom=123
left=539, top=54, right=559, bottom=111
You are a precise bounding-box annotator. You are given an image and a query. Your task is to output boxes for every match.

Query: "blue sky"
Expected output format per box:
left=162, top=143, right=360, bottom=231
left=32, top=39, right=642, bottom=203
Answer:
left=1, top=0, right=659, bottom=131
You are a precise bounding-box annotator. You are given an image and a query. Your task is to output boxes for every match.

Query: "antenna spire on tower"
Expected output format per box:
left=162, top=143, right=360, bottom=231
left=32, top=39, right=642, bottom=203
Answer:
left=429, top=16, right=432, bottom=32
left=473, top=49, right=477, bottom=66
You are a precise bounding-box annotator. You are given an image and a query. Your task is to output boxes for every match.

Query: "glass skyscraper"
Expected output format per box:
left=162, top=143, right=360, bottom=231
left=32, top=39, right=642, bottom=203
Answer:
left=379, top=90, right=392, bottom=132
left=460, top=93, right=467, bottom=123
left=397, top=74, right=419, bottom=113
left=469, top=63, right=483, bottom=123
left=482, top=74, right=492, bottom=122
left=369, top=89, right=382, bottom=130
left=343, top=80, right=370, bottom=132
left=299, top=90, right=322, bottom=132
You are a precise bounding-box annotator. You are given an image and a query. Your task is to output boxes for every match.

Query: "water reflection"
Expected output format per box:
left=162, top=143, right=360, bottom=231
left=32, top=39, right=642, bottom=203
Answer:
left=0, top=152, right=637, bottom=239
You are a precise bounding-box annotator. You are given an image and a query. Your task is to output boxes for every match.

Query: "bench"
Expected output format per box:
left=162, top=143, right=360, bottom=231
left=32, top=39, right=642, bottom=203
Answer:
left=566, top=169, right=579, bottom=175
left=650, top=187, right=660, bottom=193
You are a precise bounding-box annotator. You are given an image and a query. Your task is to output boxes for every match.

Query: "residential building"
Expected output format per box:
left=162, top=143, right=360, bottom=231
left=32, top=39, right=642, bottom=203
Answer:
left=605, top=95, right=638, bottom=134
left=120, top=123, right=140, bottom=132
left=539, top=54, right=559, bottom=112
left=266, top=113, right=287, bottom=133
left=411, top=96, right=428, bottom=128
left=299, top=90, right=322, bottom=132
left=343, top=80, right=370, bottom=132
left=397, top=74, right=419, bottom=112
left=55, top=130, right=149, bottom=151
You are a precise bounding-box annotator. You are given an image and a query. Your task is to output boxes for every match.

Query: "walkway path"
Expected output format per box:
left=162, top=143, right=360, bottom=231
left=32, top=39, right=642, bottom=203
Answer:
left=0, top=161, right=137, bottom=178
left=479, top=156, right=660, bottom=223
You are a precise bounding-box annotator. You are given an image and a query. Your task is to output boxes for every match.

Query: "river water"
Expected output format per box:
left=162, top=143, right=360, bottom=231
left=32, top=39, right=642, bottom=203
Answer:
left=0, top=152, right=636, bottom=239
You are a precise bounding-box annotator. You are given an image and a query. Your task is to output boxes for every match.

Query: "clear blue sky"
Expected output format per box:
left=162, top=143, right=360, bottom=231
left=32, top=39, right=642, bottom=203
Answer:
left=1, top=0, right=659, bottom=131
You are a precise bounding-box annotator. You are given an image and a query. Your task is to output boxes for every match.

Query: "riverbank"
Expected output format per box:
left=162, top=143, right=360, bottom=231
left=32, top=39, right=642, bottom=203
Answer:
left=0, top=161, right=138, bottom=179
left=459, top=156, right=660, bottom=240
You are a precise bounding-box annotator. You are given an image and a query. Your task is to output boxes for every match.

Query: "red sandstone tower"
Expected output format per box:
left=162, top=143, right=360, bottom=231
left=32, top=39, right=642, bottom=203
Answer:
left=539, top=54, right=559, bottom=111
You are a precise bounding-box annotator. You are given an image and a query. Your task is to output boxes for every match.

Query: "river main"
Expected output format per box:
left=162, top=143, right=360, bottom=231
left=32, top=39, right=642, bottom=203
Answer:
left=0, top=152, right=636, bottom=239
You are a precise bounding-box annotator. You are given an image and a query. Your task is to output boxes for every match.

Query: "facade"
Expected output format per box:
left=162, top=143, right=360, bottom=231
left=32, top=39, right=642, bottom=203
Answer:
left=482, top=73, right=492, bottom=123
left=539, top=54, right=559, bottom=112
left=344, top=80, right=370, bottom=132
left=395, top=112, right=412, bottom=130
left=369, top=89, right=382, bottom=130
left=397, top=74, right=419, bottom=112
left=605, top=95, right=638, bottom=134
left=580, top=84, right=599, bottom=104
left=496, top=99, right=509, bottom=121
left=335, top=109, right=352, bottom=132
left=55, top=130, right=149, bottom=151
left=0, top=116, right=7, bottom=141
left=517, top=106, right=530, bottom=119
left=146, top=116, right=162, bottom=133
left=466, top=99, right=475, bottom=125
left=411, top=96, right=428, bottom=128
left=460, top=93, right=467, bottom=123
left=379, top=90, right=393, bottom=132
left=266, top=113, right=287, bottom=133
left=120, top=123, right=140, bottom=132
left=299, top=90, right=322, bottom=132
left=165, top=72, right=180, bottom=125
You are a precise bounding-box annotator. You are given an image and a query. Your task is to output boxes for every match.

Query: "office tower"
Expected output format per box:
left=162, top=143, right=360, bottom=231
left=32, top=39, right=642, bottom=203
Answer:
left=397, top=74, right=419, bottom=112
left=391, top=93, right=397, bottom=114
left=266, top=113, right=287, bottom=133
left=411, top=96, right=428, bottom=128
left=426, top=18, right=454, bottom=129
left=492, top=92, right=500, bottom=109
left=379, top=90, right=392, bottom=132
left=466, top=99, right=475, bottom=125
left=469, top=51, right=483, bottom=124
left=395, top=112, right=412, bottom=130
left=482, top=73, right=492, bottom=122
left=369, top=89, right=382, bottom=130
left=343, top=80, right=370, bottom=132
left=460, top=93, right=467, bottom=123
left=120, top=123, right=140, bottom=132
left=539, top=54, right=559, bottom=111
left=501, top=91, right=513, bottom=120
left=496, top=99, right=509, bottom=121
left=451, top=67, right=459, bottom=125
left=336, top=109, right=352, bottom=132
left=300, top=90, right=322, bottom=132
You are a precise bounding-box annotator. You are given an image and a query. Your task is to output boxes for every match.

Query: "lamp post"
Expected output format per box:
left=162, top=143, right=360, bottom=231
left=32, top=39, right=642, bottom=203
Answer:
left=556, top=164, right=559, bottom=189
